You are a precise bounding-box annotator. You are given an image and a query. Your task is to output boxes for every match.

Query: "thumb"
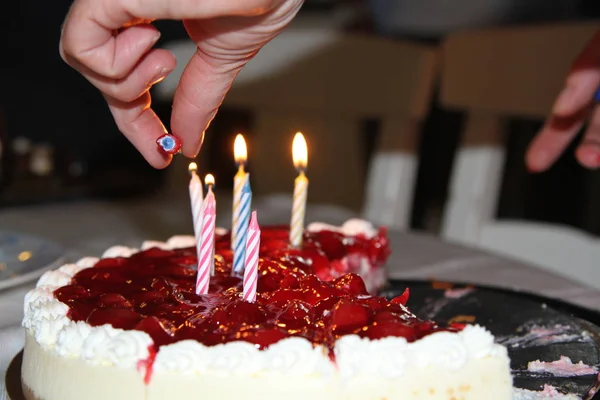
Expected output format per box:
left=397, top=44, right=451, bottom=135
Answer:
left=170, top=49, right=232, bottom=158
left=170, top=1, right=303, bottom=158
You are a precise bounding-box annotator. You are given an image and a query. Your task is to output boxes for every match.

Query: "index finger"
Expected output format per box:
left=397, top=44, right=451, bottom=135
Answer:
left=60, top=0, right=276, bottom=167
left=526, top=29, right=600, bottom=172
left=552, top=29, right=600, bottom=116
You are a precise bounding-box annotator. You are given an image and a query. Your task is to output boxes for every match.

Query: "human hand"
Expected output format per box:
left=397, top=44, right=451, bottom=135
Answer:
left=527, top=30, right=600, bottom=172
left=60, top=0, right=303, bottom=168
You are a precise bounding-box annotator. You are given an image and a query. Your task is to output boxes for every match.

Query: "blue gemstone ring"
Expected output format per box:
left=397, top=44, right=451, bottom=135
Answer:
left=156, top=134, right=182, bottom=155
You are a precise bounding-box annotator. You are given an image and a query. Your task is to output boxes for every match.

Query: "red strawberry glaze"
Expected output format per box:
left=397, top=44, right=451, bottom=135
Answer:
left=53, top=227, right=456, bottom=355
left=216, top=226, right=390, bottom=283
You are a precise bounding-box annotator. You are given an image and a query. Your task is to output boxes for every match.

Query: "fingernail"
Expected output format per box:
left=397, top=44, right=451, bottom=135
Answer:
left=191, top=131, right=206, bottom=158
left=151, top=31, right=161, bottom=45
left=148, top=67, right=172, bottom=87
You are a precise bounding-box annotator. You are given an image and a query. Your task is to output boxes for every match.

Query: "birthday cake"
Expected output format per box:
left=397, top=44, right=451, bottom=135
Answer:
left=21, top=221, right=512, bottom=400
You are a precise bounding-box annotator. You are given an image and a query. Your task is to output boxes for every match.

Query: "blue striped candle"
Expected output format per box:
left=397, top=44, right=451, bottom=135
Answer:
left=231, top=134, right=247, bottom=250
left=232, top=174, right=252, bottom=276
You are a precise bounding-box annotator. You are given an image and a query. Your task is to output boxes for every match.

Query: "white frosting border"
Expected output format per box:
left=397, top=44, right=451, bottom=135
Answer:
left=23, top=220, right=508, bottom=379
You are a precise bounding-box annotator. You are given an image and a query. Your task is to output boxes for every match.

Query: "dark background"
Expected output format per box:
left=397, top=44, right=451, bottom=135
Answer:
left=1, top=0, right=600, bottom=234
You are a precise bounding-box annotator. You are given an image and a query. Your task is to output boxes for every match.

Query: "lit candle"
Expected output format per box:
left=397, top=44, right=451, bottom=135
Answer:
left=290, top=132, right=308, bottom=247
left=232, top=174, right=252, bottom=276
left=243, top=211, right=260, bottom=302
left=196, top=175, right=216, bottom=294
left=231, top=134, right=247, bottom=250
left=188, top=162, right=204, bottom=274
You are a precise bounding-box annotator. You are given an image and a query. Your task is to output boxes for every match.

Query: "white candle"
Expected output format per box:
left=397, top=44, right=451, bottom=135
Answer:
left=290, top=133, right=309, bottom=247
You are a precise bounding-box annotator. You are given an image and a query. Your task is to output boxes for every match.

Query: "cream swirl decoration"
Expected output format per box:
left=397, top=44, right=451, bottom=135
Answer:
left=79, top=325, right=152, bottom=368
left=166, top=235, right=196, bottom=249
left=103, top=329, right=153, bottom=368
left=23, top=286, right=54, bottom=314
left=34, top=315, right=70, bottom=346
left=58, top=262, right=88, bottom=277
left=409, top=331, right=469, bottom=370
left=80, top=325, right=119, bottom=364
left=335, top=326, right=498, bottom=379
left=334, top=335, right=368, bottom=378
left=154, top=340, right=211, bottom=373
left=154, top=338, right=334, bottom=376
left=368, top=337, right=409, bottom=378
left=461, top=324, right=500, bottom=358
left=307, top=218, right=378, bottom=239
left=264, top=338, right=333, bottom=376
left=210, top=342, right=264, bottom=375
left=141, top=240, right=170, bottom=250
left=30, top=299, right=68, bottom=322
left=36, top=270, right=71, bottom=288
left=102, top=245, right=139, bottom=258
left=76, top=256, right=100, bottom=268
left=55, top=321, right=93, bottom=357
left=335, top=335, right=409, bottom=379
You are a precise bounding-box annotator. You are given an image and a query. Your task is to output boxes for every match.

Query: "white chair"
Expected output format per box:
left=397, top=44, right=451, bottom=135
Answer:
left=439, top=22, right=600, bottom=289
left=155, top=13, right=438, bottom=230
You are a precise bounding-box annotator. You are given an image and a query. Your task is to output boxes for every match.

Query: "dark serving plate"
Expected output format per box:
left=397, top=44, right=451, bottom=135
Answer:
left=6, top=280, right=600, bottom=399
left=382, top=279, right=600, bottom=399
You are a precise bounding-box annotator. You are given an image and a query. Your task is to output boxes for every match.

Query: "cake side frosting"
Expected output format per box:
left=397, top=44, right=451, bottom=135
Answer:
left=22, top=219, right=512, bottom=400
left=23, top=231, right=506, bottom=378
left=23, top=333, right=512, bottom=400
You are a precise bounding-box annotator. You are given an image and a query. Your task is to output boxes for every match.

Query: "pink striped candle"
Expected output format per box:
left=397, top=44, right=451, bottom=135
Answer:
left=242, top=211, right=260, bottom=302
left=196, top=190, right=216, bottom=295
left=188, top=163, right=204, bottom=272
left=204, top=174, right=216, bottom=276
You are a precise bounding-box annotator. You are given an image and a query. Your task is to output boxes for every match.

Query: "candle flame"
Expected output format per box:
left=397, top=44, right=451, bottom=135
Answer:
left=205, top=173, right=215, bottom=186
left=188, top=162, right=198, bottom=174
left=234, top=134, right=247, bottom=164
left=292, top=132, right=308, bottom=170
